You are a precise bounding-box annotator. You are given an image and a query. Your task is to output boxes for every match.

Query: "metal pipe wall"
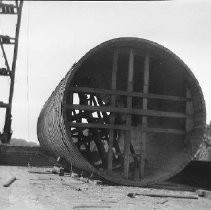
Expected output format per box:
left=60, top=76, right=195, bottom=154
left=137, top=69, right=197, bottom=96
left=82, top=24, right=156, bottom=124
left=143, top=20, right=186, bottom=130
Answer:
left=37, top=37, right=206, bottom=186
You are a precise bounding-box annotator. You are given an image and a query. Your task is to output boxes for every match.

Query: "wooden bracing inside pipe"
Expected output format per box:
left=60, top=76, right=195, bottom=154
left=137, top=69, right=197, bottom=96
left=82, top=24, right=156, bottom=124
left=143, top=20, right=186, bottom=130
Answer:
left=37, top=37, right=206, bottom=186
left=108, top=51, right=118, bottom=173
left=124, top=49, right=134, bottom=178
left=140, top=52, right=150, bottom=178
left=68, top=48, right=194, bottom=181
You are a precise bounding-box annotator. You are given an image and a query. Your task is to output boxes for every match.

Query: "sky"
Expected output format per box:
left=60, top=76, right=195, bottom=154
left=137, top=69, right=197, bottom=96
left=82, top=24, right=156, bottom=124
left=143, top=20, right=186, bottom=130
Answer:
left=0, top=0, right=211, bottom=143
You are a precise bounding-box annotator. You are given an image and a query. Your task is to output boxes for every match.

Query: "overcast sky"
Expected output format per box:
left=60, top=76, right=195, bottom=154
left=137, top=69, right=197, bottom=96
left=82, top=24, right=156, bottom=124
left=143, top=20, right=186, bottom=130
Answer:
left=0, top=0, right=211, bottom=143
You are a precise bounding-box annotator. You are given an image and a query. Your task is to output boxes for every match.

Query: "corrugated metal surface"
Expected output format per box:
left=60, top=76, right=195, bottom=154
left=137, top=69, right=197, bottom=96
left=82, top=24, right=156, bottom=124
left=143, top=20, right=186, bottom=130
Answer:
left=37, top=37, right=206, bottom=186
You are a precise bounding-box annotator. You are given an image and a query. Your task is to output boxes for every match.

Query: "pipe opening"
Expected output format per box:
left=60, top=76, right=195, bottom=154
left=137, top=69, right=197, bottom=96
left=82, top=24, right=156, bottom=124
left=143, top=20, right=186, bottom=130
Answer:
left=38, top=38, right=205, bottom=186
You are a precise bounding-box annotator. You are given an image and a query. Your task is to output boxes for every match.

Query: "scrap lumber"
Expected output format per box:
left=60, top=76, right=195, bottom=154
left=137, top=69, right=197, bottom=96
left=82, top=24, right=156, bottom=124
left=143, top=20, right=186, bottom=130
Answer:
left=127, top=191, right=198, bottom=199
left=3, top=176, right=16, bottom=187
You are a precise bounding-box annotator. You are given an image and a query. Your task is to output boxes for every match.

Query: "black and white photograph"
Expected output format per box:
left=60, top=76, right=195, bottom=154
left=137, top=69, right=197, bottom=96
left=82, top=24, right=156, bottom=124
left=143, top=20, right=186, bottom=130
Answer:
left=0, top=0, right=211, bottom=209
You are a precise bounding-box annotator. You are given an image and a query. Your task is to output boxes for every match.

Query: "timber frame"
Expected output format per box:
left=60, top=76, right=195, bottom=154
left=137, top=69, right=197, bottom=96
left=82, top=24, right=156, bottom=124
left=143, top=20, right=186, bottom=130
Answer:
left=63, top=38, right=203, bottom=184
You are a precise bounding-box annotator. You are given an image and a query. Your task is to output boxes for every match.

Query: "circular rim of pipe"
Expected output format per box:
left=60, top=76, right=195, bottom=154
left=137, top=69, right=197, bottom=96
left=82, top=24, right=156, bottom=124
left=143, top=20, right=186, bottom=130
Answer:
left=63, top=37, right=206, bottom=186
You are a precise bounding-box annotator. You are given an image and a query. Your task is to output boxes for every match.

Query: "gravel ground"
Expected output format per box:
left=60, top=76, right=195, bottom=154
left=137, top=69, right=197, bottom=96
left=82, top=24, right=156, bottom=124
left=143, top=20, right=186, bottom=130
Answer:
left=0, top=166, right=211, bottom=210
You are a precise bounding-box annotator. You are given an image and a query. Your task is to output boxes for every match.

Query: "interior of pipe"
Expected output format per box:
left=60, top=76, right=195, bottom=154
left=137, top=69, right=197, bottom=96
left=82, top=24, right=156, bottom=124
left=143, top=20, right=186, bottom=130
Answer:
left=64, top=39, right=205, bottom=183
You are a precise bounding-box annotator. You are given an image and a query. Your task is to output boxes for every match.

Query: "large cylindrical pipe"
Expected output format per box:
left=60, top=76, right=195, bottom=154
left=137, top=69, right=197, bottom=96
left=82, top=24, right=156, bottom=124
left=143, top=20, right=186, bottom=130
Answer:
left=37, top=37, right=206, bottom=186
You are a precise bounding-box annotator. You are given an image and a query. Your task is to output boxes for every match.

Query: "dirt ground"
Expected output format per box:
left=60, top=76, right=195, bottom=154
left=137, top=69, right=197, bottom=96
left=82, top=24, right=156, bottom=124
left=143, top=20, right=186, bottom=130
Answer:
left=0, top=166, right=211, bottom=210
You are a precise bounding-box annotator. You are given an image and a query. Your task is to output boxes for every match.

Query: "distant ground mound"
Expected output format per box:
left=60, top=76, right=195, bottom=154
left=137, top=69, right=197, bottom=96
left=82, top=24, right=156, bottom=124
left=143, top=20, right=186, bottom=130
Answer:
left=10, top=138, right=39, bottom=146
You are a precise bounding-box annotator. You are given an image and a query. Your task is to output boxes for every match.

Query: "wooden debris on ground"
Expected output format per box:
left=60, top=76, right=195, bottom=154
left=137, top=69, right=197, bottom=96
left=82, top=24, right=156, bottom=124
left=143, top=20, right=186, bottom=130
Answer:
left=197, top=189, right=211, bottom=199
left=127, top=190, right=198, bottom=199
left=51, top=166, right=60, bottom=174
left=149, top=181, right=196, bottom=192
left=160, top=200, right=168, bottom=204
left=3, top=176, right=16, bottom=187
left=28, top=170, right=53, bottom=175
left=61, top=182, right=83, bottom=191
left=28, top=166, right=67, bottom=176
left=73, top=205, right=111, bottom=209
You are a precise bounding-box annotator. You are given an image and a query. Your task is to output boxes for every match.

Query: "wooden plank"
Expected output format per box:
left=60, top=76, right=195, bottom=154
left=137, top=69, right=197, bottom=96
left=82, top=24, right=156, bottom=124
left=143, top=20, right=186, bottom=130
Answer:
left=69, top=87, right=189, bottom=102
left=3, top=176, right=16, bottom=187
left=68, top=122, right=131, bottom=130
left=1, top=42, right=15, bottom=45
left=144, top=127, right=185, bottom=135
left=0, top=41, right=10, bottom=72
left=68, top=122, right=186, bottom=135
left=108, top=51, right=118, bottom=172
left=185, top=88, right=194, bottom=148
left=66, top=104, right=189, bottom=118
left=127, top=192, right=198, bottom=199
left=124, top=49, right=134, bottom=179
left=186, top=89, right=194, bottom=132
left=140, top=52, right=150, bottom=179
left=0, top=102, right=9, bottom=108
left=0, top=12, right=18, bottom=15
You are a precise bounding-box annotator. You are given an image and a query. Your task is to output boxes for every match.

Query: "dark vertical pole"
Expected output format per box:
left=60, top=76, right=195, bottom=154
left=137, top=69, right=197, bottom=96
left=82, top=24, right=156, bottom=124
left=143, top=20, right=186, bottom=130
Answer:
left=3, top=1, right=23, bottom=142
left=108, top=51, right=118, bottom=173
left=124, top=49, right=134, bottom=179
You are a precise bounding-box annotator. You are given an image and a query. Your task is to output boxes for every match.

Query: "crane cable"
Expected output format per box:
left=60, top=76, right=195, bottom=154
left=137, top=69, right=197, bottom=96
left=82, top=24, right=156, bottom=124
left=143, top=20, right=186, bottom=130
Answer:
left=26, top=1, right=30, bottom=142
